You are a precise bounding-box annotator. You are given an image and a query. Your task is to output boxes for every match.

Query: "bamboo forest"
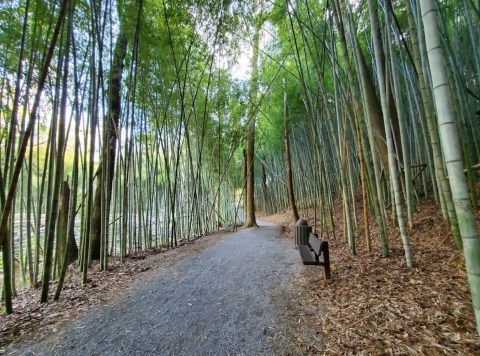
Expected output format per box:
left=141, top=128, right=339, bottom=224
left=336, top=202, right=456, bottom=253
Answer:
left=1, top=0, right=480, bottom=353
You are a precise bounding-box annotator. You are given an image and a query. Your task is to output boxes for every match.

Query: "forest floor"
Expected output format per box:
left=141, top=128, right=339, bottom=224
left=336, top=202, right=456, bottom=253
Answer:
left=261, top=197, right=480, bottom=354
left=1, top=221, right=323, bottom=355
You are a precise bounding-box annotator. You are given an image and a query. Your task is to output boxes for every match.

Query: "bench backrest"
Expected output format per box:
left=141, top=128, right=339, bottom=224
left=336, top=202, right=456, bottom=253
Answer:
left=308, top=233, right=322, bottom=255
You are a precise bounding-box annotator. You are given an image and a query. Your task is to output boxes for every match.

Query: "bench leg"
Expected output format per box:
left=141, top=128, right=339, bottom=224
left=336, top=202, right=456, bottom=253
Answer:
left=322, top=241, right=331, bottom=280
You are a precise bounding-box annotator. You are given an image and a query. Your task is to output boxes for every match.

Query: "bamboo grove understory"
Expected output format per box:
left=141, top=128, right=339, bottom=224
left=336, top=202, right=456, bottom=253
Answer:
left=1, top=0, right=480, bottom=336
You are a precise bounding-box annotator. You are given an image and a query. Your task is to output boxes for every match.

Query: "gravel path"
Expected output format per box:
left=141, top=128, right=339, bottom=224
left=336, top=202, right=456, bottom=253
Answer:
left=10, top=221, right=303, bottom=355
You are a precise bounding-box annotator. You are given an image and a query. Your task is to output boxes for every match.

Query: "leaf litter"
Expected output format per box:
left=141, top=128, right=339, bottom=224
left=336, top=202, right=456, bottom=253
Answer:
left=262, top=199, right=480, bottom=355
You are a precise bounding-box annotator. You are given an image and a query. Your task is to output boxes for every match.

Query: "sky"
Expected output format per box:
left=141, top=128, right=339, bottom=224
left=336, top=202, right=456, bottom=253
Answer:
left=227, top=21, right=275, bottom=81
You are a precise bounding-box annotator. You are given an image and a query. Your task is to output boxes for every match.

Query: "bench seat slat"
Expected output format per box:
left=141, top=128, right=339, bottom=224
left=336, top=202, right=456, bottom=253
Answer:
left=298, top=244, right=317, bottom=265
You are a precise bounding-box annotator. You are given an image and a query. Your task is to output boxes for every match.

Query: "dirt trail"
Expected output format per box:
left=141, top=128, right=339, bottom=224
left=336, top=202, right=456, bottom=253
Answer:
left=8, top=221, right=306, bottom=355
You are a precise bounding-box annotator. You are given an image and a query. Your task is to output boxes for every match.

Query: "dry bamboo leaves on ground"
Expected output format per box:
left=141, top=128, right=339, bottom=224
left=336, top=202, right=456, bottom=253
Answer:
left=263, top=201, right=480, bottom=354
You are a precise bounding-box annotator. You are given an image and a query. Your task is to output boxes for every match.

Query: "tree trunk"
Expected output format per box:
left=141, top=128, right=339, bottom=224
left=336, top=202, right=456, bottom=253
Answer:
left=367, top=0, right=413, bottom=267
left=41, top=2, right=72, bottom=301
left=407, top=0, right=462, bottom=247
left=245, top=11, right=262, bottom=228
left=354, top=38, right=388, bottom=168
left=284, top=85, right=299, bottom=223
left=55, top=181, right=78, bottom=274
left=420, top=0, right=480, bottom=335
left=55, top=3, right=79, bottom=298
left=332, top=0, right=371, bottom=251
left=0, top=0, right=69, bottom=250
left=90, top=31, right=128, bottom=259
left=261, top=157, right=268, bottom=214
left=0, top=172, right=13, bottom=314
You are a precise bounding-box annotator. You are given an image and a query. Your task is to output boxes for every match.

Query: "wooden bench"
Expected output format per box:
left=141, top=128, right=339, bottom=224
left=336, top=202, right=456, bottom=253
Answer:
left=298, top=233, right=331, bottom=279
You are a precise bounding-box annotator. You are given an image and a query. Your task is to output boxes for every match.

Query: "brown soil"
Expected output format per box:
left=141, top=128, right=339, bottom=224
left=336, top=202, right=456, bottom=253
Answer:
left=262, top=200, right=480, bottom=354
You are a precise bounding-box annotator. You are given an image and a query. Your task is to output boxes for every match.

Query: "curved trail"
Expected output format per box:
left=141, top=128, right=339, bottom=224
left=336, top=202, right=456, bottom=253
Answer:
left=11, top=222, right=303, bottom=355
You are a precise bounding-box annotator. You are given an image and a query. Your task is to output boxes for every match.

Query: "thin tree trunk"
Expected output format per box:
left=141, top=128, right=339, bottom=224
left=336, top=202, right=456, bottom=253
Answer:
left=406, top=0, right=460, bottom=248
left=0, top=173, right=12, bottom=314
left=0, top=0, right=69, bottom=249
left=41, top=8, right=71, bottom=302
left=388, top=20, right=414, bottom=228
left=55, top=4, right=79, bottom=298
left=90, top=29, right=128, bottom=259
left=245, top=8, right=262, bottom=228
left=368, top=0, right=413, bottom=267
left=420, top=0, right=480, bottom=335
left=343, top=0, right=389, bottom=256
left=284, top=82, right=299, bottom=223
